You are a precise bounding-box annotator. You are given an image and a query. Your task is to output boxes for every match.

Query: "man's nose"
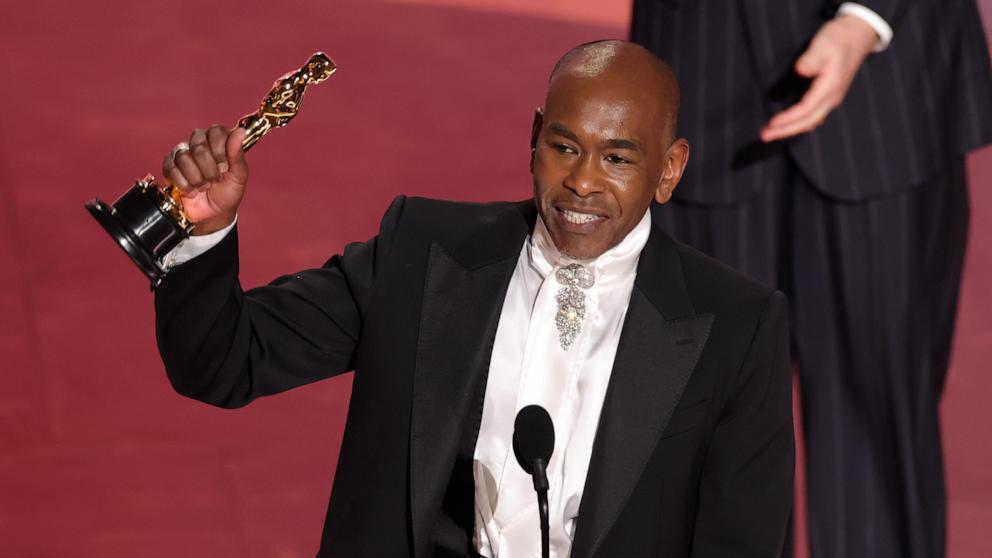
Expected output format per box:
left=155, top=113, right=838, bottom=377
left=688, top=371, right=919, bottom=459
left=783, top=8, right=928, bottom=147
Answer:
left=563, top=154, right=604, bottom=197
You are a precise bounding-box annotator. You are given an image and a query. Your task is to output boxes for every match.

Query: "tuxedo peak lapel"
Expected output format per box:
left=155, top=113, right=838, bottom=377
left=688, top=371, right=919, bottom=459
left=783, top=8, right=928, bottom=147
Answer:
left=442, top=200, right=536, bottom=270
left=408, top=203, right=532, bottom=557
left=635, top=228, right=698, bottom=321
left=571, top=228, right=714, bottom=558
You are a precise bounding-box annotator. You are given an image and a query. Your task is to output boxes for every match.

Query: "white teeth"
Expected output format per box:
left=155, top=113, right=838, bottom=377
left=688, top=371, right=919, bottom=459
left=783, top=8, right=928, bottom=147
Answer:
left=562, top=209, right=598, bottom=224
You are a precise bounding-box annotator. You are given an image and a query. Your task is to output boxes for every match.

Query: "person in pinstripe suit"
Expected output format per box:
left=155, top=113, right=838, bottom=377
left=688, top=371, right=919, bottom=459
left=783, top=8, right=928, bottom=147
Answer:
left=631, top=1, right=992, bottom=557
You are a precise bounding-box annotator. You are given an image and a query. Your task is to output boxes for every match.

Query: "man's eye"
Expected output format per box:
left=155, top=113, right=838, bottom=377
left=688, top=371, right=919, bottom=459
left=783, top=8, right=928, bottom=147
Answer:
left=606, top=154, right=630, bottom=165
left=553, top=144, right=576, bottom=154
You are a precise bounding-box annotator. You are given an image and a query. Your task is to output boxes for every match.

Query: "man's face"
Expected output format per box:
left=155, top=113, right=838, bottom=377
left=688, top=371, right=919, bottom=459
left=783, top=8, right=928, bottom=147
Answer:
left=531, top=74, right=678, bottom=260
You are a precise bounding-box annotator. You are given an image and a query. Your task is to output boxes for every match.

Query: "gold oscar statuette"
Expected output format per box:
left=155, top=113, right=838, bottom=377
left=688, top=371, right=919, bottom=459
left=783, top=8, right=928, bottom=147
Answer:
left=85, top=52, right=336, bottom=287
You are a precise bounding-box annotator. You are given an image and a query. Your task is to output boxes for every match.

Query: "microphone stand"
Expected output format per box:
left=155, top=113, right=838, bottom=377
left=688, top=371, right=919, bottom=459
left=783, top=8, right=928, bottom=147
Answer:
left=531, top=457, right=550, bottom=558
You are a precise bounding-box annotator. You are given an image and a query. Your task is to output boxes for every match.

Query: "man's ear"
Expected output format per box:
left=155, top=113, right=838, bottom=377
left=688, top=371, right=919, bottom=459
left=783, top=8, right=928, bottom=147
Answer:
left=654, top=138, right=690, bottom=204
left=530, top=108, right=544, bottom=171
left=530, top=107, right=544, bottom=149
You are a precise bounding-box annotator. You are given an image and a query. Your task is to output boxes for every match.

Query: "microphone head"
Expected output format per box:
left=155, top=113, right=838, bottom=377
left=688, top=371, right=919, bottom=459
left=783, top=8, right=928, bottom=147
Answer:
left=512, top=405, right=555, bottom=475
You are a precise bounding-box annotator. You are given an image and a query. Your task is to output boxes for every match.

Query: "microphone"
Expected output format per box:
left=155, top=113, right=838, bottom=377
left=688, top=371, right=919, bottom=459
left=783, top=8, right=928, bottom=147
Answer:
left=513, top=405, right=555, bottom=558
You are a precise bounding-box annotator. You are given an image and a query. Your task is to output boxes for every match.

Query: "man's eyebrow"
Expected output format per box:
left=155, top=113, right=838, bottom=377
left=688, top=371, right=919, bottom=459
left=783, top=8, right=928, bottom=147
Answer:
left=548, top=122, right=580, bottom=142
left=548, top=122, right=641, bottom=152
left=605, top=138, right=640, bottom=152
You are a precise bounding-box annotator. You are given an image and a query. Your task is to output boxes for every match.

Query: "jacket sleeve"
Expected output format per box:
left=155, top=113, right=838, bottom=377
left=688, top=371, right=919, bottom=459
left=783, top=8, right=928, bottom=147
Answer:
left=691, top=290, right=795, bottom=558
left=153, top=195, right=407, bottom=409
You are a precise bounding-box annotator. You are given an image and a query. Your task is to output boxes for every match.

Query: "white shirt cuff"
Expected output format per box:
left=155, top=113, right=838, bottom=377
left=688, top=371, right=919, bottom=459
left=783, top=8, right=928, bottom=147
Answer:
left=837, top=3, right=894, bottom=53
left=161, top=216, right=237, bottom=270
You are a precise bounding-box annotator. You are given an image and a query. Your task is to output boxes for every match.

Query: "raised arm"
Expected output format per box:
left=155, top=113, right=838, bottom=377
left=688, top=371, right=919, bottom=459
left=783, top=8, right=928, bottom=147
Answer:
left=153, top=125, right=404, bottom=407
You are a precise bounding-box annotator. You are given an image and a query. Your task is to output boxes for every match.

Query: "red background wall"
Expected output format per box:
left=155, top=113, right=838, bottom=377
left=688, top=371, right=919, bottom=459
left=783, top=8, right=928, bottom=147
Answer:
left=1, top=1, right=990, bottom=556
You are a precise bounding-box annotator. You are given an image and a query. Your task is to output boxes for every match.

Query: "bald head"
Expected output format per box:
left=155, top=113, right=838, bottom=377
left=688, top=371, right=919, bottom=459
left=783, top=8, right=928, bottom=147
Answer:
left=548, top=40, right=680, bottom=142
left=530, top=40, right=691, bottom=260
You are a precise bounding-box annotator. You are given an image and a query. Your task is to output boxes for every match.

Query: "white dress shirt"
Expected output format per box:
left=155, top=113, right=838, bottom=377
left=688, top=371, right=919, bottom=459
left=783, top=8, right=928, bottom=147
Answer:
left=838, top=3, right=893, bottom=52
left=472, top=210, right=651, bottom=558
left=161, top=216, right=238, bottom=269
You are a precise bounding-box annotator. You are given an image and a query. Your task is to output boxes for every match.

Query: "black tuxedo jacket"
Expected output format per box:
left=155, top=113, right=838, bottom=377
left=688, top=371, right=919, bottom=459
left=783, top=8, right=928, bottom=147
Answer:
left=155, top=197, right=793, bottom=557
left=631, top=0, right=992, bottom=204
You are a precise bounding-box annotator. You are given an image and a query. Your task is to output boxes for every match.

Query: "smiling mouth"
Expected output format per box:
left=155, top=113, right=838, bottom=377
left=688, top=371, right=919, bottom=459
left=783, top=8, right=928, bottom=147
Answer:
left=559, top=208, right=604, bottom=224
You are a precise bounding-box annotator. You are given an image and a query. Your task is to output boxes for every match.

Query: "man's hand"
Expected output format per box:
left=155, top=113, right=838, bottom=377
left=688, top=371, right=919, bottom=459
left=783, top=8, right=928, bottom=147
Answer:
left=163, top=126, right=249, bottom=235
left=760, top=15, right=879, bottom=142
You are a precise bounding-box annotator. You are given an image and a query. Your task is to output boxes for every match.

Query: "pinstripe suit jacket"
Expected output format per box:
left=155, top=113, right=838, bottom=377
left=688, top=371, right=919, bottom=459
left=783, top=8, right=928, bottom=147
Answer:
left=631, top=0, right=992, bottom=204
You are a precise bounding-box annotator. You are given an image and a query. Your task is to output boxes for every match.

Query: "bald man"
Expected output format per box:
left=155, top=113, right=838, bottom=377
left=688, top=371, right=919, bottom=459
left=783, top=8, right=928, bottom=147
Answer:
left=154, top=41, right=793, bottom=557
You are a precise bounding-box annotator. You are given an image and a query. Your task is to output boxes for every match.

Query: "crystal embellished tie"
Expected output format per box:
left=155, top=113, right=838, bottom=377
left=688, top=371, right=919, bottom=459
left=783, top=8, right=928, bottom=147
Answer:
left=554, top=263, right=595, bottom=350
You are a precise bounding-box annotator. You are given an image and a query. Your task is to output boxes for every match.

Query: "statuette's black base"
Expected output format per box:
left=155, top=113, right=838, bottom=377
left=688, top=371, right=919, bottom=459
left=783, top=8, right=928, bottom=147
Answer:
left=85, top=179, right=190, bottom=288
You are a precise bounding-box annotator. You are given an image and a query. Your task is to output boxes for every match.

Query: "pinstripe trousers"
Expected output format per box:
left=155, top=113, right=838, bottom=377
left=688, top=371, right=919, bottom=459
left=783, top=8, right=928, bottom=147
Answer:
left=652, top=158, right=968, bottom=558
